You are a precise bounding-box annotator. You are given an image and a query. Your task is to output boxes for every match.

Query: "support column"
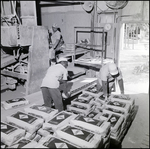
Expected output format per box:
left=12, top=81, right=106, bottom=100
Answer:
left=20, top=1, right=37, bottom=26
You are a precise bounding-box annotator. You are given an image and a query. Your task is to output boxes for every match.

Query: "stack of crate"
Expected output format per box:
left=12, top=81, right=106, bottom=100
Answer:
left=67, top=92, right=96, bottom=116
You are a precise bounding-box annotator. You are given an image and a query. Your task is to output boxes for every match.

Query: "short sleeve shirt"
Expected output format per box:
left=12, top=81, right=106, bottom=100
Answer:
left=51, top=30, right=61, bottom=44
left=41, top=64, right=68, bottom=88
left=99, top=63, right=122, bottom=82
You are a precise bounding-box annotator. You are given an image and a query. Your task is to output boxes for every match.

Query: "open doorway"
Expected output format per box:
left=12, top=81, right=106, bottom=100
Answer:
left=118, top=23, right=149, bottom=94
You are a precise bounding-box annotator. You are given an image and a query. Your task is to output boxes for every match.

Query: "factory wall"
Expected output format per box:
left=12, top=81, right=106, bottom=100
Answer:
left=39, top=1, right=149, bottom=60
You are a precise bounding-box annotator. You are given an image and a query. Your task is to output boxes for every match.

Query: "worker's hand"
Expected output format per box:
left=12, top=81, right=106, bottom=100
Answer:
left=62, top=91, right=71, bottom=99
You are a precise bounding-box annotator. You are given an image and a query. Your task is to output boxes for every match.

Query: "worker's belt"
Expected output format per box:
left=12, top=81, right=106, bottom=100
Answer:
left=108, top=79, right=115, bottom=83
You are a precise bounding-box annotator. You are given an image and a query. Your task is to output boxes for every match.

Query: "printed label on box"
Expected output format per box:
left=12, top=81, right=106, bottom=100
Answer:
left=12, top=111, right=37, bottom=124
left=43, top=137, right=77, bottom=148
left=62, top=125, right=94, bottom=142
left=87, top=111, right=98, bottom=118
left=11, top=139, right=31, bottom=148
left=71, top=104, right=87, bottom=110
left=107, top=114, right=120, bottom=127
left=30, top=105, right=53, bottom=113
left=107, top=101, right=126, bottom=108
left=6, top=98, right=26, bottom=104
left=75, top=115, right=103, bottom=126
left=48, top=112, right=71, bottom=125
left=74, top=98, right=89, bottom=104
left=106, top=107, right=125, bottom=114
left=1, top=122, right=17, bottom=134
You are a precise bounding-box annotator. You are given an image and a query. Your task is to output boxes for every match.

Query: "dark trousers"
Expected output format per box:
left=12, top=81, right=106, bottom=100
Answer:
left=41, top=87, right=63, bottom=112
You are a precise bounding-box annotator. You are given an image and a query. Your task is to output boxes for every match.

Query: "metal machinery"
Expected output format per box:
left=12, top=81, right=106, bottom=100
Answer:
left=1, top=1, right=49, bottom=95
left=1, top=1, right=29, bottom=91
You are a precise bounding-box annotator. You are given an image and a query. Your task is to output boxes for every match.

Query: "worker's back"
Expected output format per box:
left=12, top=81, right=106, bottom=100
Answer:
left=41, top=64, right=68, bottom=88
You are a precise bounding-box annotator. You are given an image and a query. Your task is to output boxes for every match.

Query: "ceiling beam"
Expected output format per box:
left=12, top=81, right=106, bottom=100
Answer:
left=39, top=1, right=84, bottom=7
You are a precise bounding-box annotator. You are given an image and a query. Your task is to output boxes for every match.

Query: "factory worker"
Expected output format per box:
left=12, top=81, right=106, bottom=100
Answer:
left=48, top=23, right=65, bottom=65
left=97, top=62, right=126, bottom=101
left=41, top=57, right=70, bottom=112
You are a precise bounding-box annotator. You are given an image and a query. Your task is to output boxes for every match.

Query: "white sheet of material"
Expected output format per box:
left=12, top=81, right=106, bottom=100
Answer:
left=24, top=104, right=58, bottom=122
left=7, top=138, right=37, bottom=148
left=67, top=104, right=93, bottom=116
left=35, top=135, right=79, bottom=148
left=71, top=96, right=95, bottom=109
left=110, top=94, right=135, bottom=108
left=1, top=122, right=26, bottom=147
left=42, top=111, right=77, bottom=132
left=55, top=124, right=102, bottom=148
left=6, top=111, right=44, bottom=134
left=1, top=98, right=29, bottom=110
left=83, top=83, right=103, bottom=97
left=105, top=100, right=131, bottom=114
left=69, top=114, right=111, bottom=137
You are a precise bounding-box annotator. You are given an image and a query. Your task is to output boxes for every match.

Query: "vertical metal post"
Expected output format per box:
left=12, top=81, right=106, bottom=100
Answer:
left=90, top=1, right=96, bottom=57
left=132, top=25, right=134, bottom=49
left=127, top=26, right=129, bottom=48
left=101, top=28, right=104, bottom=65
left=124, top=24, right=127, bottom=48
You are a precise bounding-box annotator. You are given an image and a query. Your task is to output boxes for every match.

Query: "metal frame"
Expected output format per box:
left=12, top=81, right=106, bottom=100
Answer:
left=74, top=26, right=107, bottom=64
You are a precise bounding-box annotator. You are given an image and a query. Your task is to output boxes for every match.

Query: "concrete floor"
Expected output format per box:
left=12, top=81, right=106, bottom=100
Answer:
left=1, top=79, right=149, bottom=148
left=1, top=49, right=149, bottom=148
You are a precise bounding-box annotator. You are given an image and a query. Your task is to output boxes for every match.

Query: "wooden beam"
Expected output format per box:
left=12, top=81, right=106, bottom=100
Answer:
left=1, top=54, right=28, bottom=69
left=1, top=70, right=27, bottom=80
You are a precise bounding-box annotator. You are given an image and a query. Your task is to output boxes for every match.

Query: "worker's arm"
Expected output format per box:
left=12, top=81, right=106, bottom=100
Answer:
left=59, top=80, right=67, bottom=84
left=118, top=78, right=124, bottom=94
left=53, top=39, right=60, bottom=49
left=59, top=80, right=70, bottom=98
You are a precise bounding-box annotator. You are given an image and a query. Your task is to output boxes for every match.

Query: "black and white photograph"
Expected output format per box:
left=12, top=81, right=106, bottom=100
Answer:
left=1, top=1, right=149, bottom=148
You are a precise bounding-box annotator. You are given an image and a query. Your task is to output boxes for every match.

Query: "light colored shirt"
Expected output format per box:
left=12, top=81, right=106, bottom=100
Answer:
left=98, top=63, right=122, bottom=85
left=51, top=30, right=61, bottom=44
left=41, top=64, right=68, bottom=88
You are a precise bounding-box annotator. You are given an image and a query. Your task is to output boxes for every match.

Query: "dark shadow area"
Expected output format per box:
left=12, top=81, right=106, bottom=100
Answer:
left=109, top=139, right=122, bottom=148
left=109, top=105, right=139, bottom=148
left=63, top=92, right=82, bottom=110
left=36, top=1, right=42, bottom=25
left=68, top=71, right=86, bottom=80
